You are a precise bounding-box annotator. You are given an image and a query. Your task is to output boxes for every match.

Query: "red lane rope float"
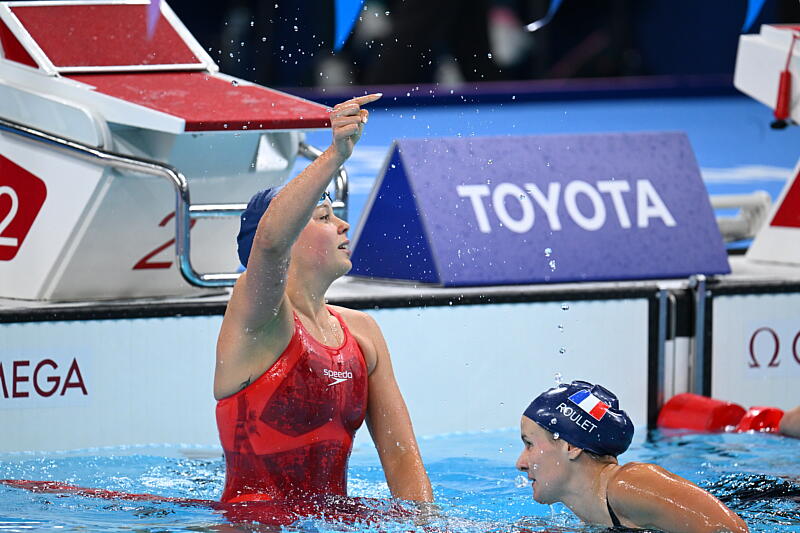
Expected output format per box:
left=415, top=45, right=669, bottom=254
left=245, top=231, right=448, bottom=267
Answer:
left=0, top=479, right=413, bottom=527
left=734, top=406, right=785, bottom=433
left=658, top=393, right=786, bottom=433
left=657, top=393, right=746, bottom=432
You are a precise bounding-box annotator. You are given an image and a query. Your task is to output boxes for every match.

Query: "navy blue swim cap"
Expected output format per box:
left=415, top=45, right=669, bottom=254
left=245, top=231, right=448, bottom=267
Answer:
left=523, top=380, right=634, bottom=457
left=237, top=187, right=283, bottom=268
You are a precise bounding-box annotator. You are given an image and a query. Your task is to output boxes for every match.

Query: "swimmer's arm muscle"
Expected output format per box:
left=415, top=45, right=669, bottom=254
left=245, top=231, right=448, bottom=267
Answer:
left=361, top=314, right=433, bottom=502
left=610, top=463, right=748, bottom=533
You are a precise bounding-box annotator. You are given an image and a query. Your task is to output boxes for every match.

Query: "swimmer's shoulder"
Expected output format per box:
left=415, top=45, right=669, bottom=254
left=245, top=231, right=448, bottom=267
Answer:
left=607, top=462, right=749, bottom=532
left=329, top=305, right=381, bottom=335
left=329, top=306, right=383, bottom=372
left=606, top=462, right=686, bottom=529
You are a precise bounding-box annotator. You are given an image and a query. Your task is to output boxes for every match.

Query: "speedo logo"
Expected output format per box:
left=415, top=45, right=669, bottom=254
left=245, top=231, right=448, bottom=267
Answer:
left=323, top=368, right=352, bottom=387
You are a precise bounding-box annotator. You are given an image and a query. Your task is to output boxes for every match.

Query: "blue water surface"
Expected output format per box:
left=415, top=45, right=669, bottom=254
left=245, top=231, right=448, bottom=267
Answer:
left=1, top=429, right=798, bottom=532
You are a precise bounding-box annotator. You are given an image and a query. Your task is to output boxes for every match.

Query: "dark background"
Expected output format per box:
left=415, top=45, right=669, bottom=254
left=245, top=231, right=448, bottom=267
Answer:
left=166, top=0, right=800, bottom=89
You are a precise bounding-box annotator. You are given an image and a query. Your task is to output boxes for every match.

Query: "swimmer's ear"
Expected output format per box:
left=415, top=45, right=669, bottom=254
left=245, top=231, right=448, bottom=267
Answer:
left=565, top=443, right=584, bottom=461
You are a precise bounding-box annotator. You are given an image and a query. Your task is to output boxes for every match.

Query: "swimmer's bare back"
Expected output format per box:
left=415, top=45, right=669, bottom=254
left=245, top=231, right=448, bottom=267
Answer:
left=606, top=462, right=749, bottom=533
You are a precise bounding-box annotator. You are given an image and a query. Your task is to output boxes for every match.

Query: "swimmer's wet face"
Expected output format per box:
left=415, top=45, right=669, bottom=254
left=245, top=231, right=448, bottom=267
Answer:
left=291, top=200, right=351, bottom=278
left=516, top=416, right=573, bottom=504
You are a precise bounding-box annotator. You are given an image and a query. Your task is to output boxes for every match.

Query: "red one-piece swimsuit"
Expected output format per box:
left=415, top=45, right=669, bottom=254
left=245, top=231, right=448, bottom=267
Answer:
left=216, top=307, right=368, bottom=503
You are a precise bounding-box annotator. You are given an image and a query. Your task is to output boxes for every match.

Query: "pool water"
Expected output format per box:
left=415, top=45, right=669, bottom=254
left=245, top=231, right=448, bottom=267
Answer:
left=1, top=428, right=798, bottom=532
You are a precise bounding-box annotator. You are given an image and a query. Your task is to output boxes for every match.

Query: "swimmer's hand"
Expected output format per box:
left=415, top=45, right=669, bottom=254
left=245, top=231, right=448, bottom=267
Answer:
left=330, top=93, right=382, bottom=160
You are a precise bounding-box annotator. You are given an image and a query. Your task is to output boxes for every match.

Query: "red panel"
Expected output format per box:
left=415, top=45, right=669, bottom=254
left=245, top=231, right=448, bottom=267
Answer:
left=10, top=4, right=199, bottom=68
left=0, top=155, right=48, bottom=262
left=69, top=72, right=331, bottom=131
left=0, top=19, right=37, bottom=68
left=770, top=169, right=800, bottom=228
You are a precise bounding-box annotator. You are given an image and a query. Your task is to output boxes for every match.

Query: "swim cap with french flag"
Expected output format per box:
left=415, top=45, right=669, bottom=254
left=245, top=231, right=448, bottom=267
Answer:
left=523, top=380, right=633, bottom=457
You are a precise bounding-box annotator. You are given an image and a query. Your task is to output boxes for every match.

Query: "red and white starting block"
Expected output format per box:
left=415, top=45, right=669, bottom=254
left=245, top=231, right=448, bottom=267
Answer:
left=0, top=0, right=334, bottom=300
left=734, top=24, right=800, bottom=266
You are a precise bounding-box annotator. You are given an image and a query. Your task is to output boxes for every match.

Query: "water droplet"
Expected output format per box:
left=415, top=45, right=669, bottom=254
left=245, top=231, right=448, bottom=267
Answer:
left=558, top=347, right=566, bottom=355
left=487, top=52, right=493, bottom=59
left=293, top=25, right=298, bottom=31
left=487, top=159, right=493, bottom=165
left=558, top=324, right=564, bottom=333
left=261, top=37, right=267, bottom=42
left=549, top=417, right=557, bottom=425
left=544, top=247, right=552, bottom=257
left=231, top=79, right=239, bottom=87
left=549, top=259, right=556, bottom=271
left=561, top=303, right=570, bottom=311
left=553, top=432, right=560, bottom=440
left=554, top=372, right=562, bottom=384
left=515, top=475, right=528, bottom=488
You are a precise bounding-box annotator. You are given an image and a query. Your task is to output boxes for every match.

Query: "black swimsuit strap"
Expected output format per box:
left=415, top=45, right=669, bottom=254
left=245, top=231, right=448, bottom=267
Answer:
left=607, top=497, right=622, bottom=528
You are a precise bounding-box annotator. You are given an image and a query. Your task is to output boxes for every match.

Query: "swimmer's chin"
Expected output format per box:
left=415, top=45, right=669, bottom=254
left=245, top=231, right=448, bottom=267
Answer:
left=531, top=481, right=554, bottom=505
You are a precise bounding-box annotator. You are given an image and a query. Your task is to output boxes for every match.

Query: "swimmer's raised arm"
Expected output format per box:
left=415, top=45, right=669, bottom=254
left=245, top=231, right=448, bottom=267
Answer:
left=234, top=93, right=380, bottom=327
left=608, top=462, right=749, bottom=533
left=215, top=94, right=380, bottom=399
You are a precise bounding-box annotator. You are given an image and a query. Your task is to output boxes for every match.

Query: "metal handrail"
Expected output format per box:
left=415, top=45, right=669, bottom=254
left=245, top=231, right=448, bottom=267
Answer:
left=0, top=116, right=348, bottom=288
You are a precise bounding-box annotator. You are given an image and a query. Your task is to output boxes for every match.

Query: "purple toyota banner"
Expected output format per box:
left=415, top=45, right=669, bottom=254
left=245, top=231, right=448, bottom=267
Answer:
left=349, top=132, right=730, bottom=286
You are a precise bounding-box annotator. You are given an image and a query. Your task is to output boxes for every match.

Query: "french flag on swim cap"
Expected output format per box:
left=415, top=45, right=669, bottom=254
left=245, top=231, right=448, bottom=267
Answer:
left=568, top=389, right=610, bottom=421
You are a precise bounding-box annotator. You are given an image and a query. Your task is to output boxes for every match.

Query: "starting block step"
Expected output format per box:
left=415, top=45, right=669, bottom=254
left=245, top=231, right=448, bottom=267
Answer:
left=0, top=1, right=332, bottom=300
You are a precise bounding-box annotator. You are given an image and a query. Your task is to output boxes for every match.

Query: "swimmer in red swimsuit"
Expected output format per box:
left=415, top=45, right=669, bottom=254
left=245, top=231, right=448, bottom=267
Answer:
left=215, top=94, right=433, bottom=504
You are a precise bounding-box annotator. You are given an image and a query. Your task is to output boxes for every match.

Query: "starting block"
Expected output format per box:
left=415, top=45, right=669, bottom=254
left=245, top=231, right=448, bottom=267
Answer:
left=0, top=1, right=332, bottom=300
left=734, top=24, right=800, bottom=266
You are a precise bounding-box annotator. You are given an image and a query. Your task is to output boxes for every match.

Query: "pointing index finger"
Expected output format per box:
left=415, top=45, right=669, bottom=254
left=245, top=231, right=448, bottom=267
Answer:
left=346, top=93, right=383, bottom=107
